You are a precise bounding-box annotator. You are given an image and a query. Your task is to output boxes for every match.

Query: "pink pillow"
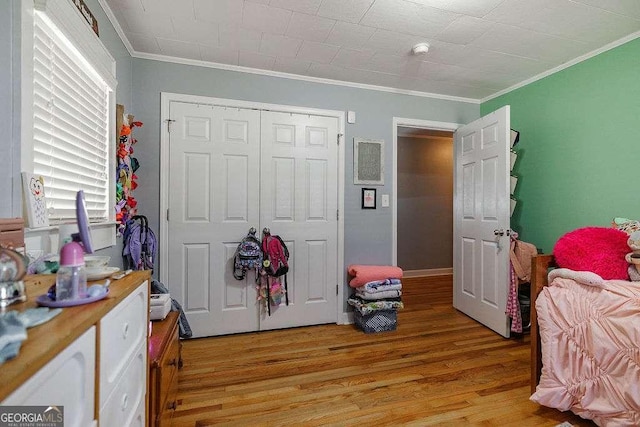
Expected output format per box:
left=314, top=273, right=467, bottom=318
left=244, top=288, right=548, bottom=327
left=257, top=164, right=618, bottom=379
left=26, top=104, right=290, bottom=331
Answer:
left=553, top=227, right=629, bottom=280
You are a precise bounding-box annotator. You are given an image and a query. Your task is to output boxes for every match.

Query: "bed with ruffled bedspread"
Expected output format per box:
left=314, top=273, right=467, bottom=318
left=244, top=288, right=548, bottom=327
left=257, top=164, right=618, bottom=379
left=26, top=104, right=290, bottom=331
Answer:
left=531, top=268, right=640, bottom=426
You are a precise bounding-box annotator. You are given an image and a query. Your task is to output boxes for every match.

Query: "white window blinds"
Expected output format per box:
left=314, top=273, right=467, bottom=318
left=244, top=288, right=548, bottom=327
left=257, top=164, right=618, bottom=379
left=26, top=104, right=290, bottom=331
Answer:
left=33, top=13, right=110, bottom=222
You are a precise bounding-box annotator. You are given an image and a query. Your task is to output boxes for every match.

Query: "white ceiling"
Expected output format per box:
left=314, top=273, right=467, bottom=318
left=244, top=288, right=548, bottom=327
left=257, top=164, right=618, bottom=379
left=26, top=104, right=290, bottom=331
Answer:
left=100, top=0, right=640, bottom=101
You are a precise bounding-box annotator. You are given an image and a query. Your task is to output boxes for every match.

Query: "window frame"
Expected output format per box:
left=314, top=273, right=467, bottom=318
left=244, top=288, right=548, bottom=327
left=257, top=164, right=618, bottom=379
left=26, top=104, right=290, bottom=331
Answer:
left=21, top=0, right=117, bottom=252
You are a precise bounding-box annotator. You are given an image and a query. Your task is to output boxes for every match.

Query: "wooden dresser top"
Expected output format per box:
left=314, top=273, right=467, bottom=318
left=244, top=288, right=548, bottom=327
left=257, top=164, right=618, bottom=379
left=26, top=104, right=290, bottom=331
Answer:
left=0, top=270, right=151, bottom=401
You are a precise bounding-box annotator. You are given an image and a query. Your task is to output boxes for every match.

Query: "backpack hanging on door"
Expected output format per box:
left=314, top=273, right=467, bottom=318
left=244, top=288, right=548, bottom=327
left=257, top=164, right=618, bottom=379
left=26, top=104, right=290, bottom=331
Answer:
left=261, top=228, right=290, bottom=310
left=233, top=228, right=263, bottom=281
left=122, top=215, right=157, bottom=271
left=262, top=233, right=289, bottom=277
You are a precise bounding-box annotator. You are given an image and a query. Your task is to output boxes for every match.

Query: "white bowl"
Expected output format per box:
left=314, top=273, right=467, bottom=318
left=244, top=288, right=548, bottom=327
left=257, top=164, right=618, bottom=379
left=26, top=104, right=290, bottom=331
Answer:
left=84, top=256, right=111, bottom=268
left=48, top=254, right=111, bottom=267
left=86, top=266, right=119, bottom=280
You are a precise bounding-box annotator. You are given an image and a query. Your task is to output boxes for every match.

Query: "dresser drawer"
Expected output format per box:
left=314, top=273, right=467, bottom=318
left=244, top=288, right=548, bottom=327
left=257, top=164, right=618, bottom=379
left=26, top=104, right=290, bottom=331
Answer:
left=100, top=281, right=148, bottom=406
left=158, top=326, right=180, bottom=397
left=100, top=342, right=146, bottom=427
left=149, top=312, right=181, bottom=427
left=3, top=327, right=96, bottom=427
left=158, top=373, right=179, bottom=427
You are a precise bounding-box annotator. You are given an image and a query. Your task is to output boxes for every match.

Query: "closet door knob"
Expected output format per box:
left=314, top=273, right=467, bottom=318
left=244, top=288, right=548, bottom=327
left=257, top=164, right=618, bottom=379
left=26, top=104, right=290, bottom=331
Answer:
left=494, top=229, right=505, bottom=236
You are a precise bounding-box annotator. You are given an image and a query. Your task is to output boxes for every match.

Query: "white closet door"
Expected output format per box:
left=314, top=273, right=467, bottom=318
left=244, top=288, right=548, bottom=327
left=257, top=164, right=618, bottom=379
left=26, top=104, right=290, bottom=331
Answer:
left=168, top=102, right=261, bottom=338
left=259, top=111, right=339, bottom=330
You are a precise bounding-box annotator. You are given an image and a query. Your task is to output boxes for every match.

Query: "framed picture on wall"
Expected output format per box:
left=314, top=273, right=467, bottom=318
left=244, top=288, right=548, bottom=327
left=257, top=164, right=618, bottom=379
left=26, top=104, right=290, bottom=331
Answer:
left=354, top=138, right=384, bottom=185
left=362, top=188, right=376, bottom=209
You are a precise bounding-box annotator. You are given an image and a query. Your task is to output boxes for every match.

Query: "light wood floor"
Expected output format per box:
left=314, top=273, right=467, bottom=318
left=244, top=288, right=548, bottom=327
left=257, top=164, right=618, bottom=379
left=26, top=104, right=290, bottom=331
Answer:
left=173, top=275, right=594, bottom=426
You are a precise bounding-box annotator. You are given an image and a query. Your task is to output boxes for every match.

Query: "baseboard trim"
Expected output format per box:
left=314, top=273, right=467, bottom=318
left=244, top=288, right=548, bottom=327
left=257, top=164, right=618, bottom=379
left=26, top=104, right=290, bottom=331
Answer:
left=340, top=311, right=354, bottom=325
left=403, top=268, right=453, bottom=278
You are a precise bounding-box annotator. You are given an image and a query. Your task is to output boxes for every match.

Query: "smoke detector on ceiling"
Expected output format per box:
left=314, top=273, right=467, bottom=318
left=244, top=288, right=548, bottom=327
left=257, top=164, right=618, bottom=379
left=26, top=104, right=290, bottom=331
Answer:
left=412, top=43, right=430, bottom=55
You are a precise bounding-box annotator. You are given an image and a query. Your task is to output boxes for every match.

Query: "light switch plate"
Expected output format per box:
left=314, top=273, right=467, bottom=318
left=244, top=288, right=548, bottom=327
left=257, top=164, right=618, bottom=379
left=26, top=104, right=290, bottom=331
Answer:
left=381, top=194, right=389, bottom=207
left=347, top=111, right=356, bottom=124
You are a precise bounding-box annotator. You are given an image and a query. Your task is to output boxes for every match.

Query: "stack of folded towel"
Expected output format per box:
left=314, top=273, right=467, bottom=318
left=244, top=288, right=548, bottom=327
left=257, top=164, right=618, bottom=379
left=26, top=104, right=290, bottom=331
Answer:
left=347, top=265, right=403, bottom=333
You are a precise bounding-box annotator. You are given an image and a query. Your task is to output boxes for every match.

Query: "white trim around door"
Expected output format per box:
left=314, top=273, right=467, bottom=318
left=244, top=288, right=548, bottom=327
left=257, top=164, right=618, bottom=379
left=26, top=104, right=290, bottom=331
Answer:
left=159, top=92, right=347, bottom=326
left=392, top=118, right=462, bottom=266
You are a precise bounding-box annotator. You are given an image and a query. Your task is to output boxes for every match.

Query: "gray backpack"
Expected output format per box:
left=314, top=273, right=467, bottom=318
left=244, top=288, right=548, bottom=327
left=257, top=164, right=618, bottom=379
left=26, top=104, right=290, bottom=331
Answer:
left=233, top=228, right=263, bottom=280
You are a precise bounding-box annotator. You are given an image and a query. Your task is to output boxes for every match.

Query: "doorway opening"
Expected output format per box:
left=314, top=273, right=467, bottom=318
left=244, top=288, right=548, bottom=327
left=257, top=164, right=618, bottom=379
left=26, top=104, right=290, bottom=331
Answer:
left=392, top=118, right=461, bottom=277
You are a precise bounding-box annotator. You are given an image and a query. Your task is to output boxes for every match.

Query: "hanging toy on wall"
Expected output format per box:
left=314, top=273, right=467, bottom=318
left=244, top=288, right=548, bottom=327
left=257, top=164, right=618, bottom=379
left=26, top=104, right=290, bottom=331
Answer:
left=115, top=104, right=143, bottom=236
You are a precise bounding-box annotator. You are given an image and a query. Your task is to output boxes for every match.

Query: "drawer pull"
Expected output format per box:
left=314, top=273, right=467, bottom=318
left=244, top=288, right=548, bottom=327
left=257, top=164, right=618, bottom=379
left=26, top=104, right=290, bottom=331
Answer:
left=168, top=358, right=177, bottom=367
left=167, top=401, right=177, bottom=410
left=121, top=393, right=129, bottom=411
left=122, top=322, right=129, bottom=339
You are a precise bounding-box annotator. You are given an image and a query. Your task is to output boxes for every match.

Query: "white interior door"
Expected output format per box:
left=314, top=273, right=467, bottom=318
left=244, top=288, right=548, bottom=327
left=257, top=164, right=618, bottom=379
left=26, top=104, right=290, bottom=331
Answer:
left=259, top=111, right=339, bottom=330
left=168, top=102, right=261, bottom=338
left=167, top=102, right=339, bottom=337
left=453, top=106, right=511, bottom=338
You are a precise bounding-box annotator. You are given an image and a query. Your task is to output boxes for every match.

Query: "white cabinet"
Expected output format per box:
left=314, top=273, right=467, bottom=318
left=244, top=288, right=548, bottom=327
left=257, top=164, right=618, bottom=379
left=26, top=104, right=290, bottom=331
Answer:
left=3, top=327, right=96, bottom=427
left=100, top=281, right=148, bottom=425
left=1, top=273, right=150, bottom=427
left=99, top=348, right=146, bottom=427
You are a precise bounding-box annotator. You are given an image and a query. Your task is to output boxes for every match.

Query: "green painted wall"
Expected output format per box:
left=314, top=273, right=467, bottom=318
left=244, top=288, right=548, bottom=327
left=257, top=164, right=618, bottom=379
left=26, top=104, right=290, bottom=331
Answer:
left=482, top=38, right=640, bottom=253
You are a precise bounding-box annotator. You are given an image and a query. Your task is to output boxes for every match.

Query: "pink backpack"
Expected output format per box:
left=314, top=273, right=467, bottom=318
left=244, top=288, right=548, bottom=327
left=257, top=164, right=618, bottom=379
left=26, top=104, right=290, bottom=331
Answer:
left=262, top=232, right=290, bottom=309
left=262, top=234, right=289, bottom=277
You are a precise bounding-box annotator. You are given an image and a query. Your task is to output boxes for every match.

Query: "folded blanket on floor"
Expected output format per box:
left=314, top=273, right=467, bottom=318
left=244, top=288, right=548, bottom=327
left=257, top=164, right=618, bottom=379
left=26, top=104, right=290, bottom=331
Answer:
left=348, top=294, right=404, bottom=315
left=355, top=289, right=402, bottom=300
left=358, top=283, right=402, bottom=293
left=348, top=265, right=403, bottom=287
left=360, top=279, right=402, bottom=292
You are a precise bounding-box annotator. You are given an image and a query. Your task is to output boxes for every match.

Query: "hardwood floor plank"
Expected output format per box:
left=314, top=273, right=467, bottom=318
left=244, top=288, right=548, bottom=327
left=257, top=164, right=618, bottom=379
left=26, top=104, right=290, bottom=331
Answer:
left=173, top=275, right=595, bottom=426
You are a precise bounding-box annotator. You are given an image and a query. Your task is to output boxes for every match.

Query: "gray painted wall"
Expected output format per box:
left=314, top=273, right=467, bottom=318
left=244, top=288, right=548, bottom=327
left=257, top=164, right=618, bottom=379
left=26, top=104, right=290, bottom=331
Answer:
left=397, top=136, right=453, bottom=271
left=83, top=0, right=133, bottom=264
left=4, top=0, right=478, bottom=299
left=130, top=59, right=478, bottom=291
left=0, top=1, right=20, bottom=218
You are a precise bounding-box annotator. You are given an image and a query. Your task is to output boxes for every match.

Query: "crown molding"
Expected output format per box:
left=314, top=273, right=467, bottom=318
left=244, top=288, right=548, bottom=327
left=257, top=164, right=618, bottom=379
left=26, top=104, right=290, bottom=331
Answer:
left=95, top=0, right=640, bottom=106
left=482, top=30, right=640, bottom=103
left=131, top=51, right=480, bottom=104
left=96, top=0, right=134, bottom=56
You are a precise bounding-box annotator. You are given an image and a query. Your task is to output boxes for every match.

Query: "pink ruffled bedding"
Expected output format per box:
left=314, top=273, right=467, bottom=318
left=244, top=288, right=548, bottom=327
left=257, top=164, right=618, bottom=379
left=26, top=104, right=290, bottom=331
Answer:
left=347, top=265, right=403, bottom=288
left=531, top=269, right=640, bottom=426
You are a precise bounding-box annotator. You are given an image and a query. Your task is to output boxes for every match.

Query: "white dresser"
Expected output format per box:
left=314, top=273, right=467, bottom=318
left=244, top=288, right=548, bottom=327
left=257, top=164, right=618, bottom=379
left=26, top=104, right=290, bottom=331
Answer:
left=0, top=271, right=150, bottom=427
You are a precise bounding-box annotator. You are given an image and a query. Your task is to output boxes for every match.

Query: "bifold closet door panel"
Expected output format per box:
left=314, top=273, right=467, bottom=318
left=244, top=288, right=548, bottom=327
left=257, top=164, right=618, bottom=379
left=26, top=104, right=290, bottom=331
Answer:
left=167, top=102, right=260, bottom=338
left=259, top=111, right=339, bottom=331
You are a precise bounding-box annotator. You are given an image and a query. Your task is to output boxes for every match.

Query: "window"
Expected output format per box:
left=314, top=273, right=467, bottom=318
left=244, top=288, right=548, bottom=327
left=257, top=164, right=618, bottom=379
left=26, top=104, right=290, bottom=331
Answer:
left=33, top=13, right=110, bottom=223
left=22, top=0, right=117, bottom=251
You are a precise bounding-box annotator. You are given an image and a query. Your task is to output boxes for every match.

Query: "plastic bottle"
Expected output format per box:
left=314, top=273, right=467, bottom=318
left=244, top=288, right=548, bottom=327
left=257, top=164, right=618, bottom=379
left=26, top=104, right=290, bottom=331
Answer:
left=56, top=240, right=87, bottom=300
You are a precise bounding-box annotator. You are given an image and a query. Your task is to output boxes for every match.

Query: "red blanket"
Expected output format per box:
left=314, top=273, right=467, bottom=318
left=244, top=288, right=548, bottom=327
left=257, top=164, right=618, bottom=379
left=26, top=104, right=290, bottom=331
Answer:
left=348, top=264, right=403, bottom=288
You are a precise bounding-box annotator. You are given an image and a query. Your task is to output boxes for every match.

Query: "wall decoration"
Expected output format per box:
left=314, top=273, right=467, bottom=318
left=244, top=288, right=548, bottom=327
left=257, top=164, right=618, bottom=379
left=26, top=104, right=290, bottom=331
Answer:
left=21, top=172, right=50, bottom=228
left=354, top=138, right=384, bottom=185
left=362, top=188, right=377, bottom=209
left=115, top=104, right=143, bottom=236
left=71, top=0, right=99, bottom=36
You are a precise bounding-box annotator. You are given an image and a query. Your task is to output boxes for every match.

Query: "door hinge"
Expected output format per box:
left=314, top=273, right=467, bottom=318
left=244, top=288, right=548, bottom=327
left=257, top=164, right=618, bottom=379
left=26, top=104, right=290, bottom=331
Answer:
left=336, top=284, right=339, bottom=295
left=337, top=209, right=339, bottom=220
left=337, top=133, right=343, bottom=145
left=166, top=209, right=169, bottom=221
left=165, top=119, right=175, bottom=133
